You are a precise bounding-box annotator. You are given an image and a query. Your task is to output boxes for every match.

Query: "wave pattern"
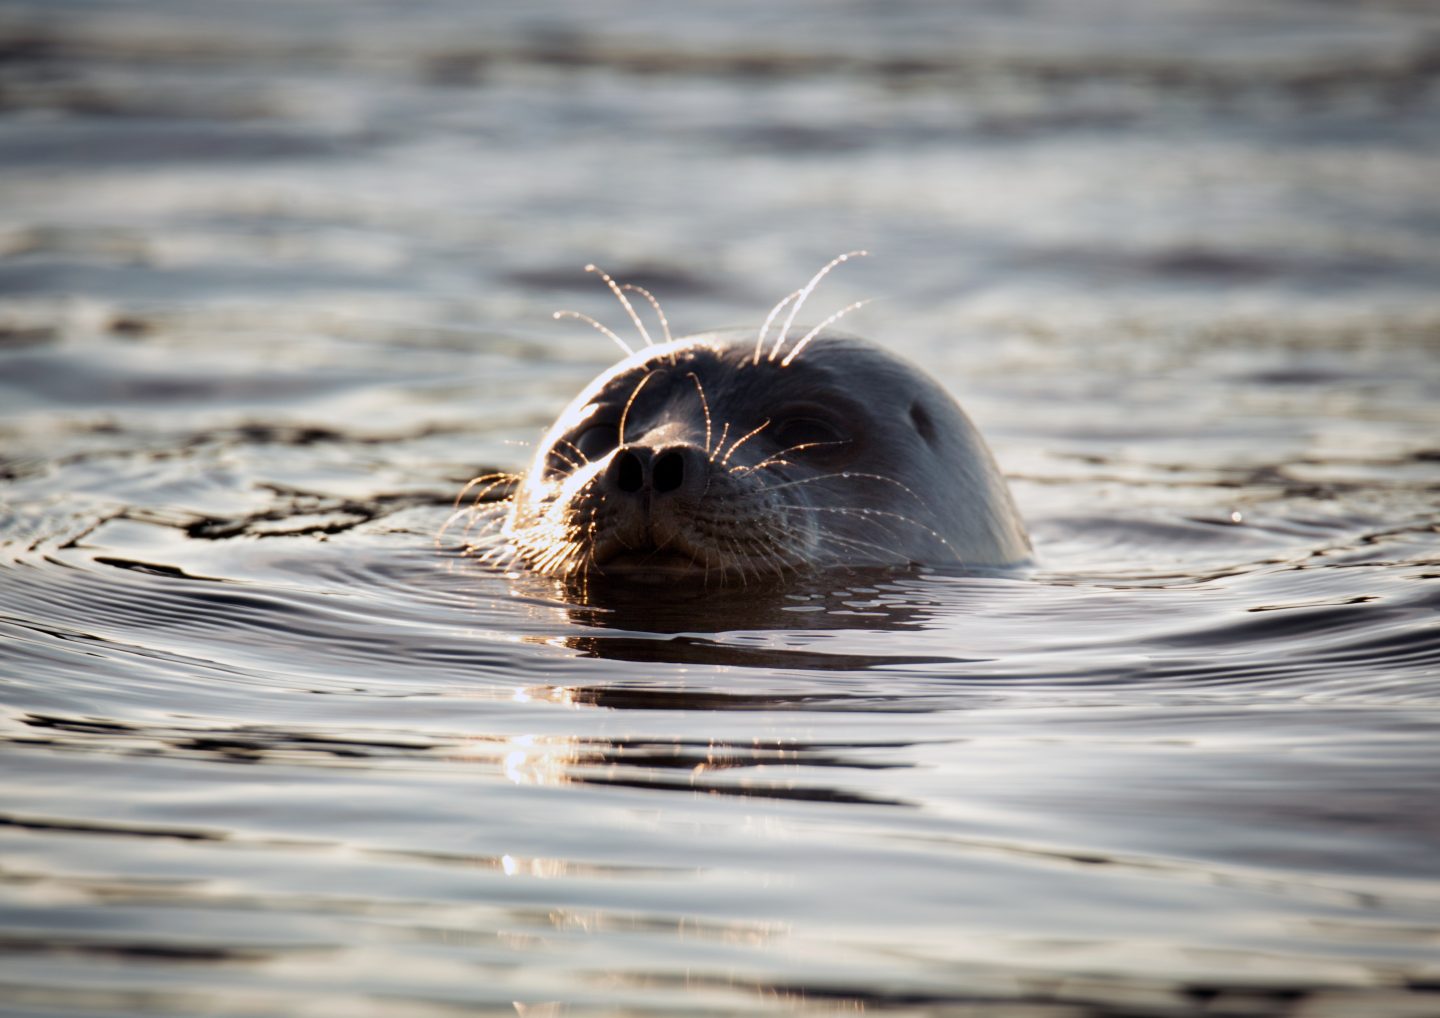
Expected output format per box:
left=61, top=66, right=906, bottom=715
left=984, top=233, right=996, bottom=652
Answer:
left=4, top=455, right=1438, bottom=1016
left=2, top=0, right=1440, bottom=1014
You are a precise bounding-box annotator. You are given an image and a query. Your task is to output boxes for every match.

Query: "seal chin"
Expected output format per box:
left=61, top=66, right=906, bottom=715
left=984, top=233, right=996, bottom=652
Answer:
left=596, top=547, right=705, bottom=581
left=593, top=529, right=711, bottom=578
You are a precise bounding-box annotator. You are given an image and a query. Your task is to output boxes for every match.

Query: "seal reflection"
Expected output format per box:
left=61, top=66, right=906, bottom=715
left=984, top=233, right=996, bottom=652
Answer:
left=490, top=698, right=916, bottom=808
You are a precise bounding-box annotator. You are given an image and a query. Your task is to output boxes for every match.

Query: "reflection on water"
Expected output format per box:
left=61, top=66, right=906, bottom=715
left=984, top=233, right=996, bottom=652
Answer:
left=3, top=0, right=1440, bottom=1015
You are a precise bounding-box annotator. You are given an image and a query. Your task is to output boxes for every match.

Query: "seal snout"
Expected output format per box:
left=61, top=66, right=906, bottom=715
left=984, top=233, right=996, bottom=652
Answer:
left=605, top=443, right=707, bottom=500
left=588, top=441, right=713, bottom=573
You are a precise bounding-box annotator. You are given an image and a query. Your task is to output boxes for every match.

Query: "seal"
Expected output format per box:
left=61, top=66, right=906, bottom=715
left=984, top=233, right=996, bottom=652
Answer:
left=469, top=256, right=1030, bottom=584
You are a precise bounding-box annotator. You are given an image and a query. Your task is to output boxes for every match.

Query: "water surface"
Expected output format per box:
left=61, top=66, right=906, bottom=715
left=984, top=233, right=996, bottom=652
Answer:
left=2, top=2, right=1439, bottom=1015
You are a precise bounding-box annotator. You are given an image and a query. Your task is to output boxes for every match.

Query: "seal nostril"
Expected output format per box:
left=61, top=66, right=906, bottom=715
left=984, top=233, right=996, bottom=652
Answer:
left=653, top=450, right=685, bottom=493
left=616, top=450, right=645, bottom=493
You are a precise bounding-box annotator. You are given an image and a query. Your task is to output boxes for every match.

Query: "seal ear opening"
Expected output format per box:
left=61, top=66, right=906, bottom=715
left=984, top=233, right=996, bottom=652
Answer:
left=909, top=401, right=938, bottom=447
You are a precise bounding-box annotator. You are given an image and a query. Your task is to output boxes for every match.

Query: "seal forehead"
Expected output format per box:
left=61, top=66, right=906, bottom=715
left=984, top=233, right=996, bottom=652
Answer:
left=570, top=333, right=948, bottom=439
left=574, top=337, right=730, bottom=405
left=599, top=338, right=846, bottom=416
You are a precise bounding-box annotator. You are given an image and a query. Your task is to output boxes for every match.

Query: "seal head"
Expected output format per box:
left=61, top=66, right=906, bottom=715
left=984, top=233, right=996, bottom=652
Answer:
left=501, top=329, right=1029, bottom=583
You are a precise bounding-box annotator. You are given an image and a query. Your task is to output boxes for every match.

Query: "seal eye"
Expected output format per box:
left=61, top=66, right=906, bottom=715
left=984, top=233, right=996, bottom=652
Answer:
left=774, top=416, right=846, bottom=454
left=574, top=422, right=620, bottom=461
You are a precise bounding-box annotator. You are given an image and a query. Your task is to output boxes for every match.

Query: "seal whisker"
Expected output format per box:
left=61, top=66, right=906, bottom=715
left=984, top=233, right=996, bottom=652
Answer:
left=534, top=537, right=573, bottom=574
left=548, top=449, right=583, bottom=472
left=618, top=370, right=658, bottom=446
left=779, top=507, right=913, bottom=547
left=779, top=299, right=875, bottom=367
left=459, top=503, right=508, bottom=545
left=726, top=536, right=754, bottom=589
left=452, top=472, right=520, bottom=510
left=586, top=263, right=654, bottom=347
left=743, top=541, right=780, bottom=581
left=760, top=504, right=919, bottom=564
left=686, top=372, right=714, bottom=454
left=776, top=502, right=955, bottom=551
left=576, top=547, right=598, bottom=589
left=758, top=471, right=950, bottom=540
left=445, top=473, right=519, bottom=548
left=754, top=289, right=800, bottom=365
left=710, top=421, right=732, bottom=465
left=769, top=250, right=868, bottom=363
left=549, top=438, right=591, bottom=470
left=736, top=438, right=851, bottom=474
left=809, top=530, right=912, bottom=565
left=437, top=507, right=474, bottom=546
left=756, top=531, right=802, bottom=579
left=621, top=283, right=673, bottom=346
left=755, top=469, right=933, bottom=510
left=467, top=484, right=517, bottom=515
left=552, top=309, right=633, bottom=357
left=720, top=418, right=771, bottom=465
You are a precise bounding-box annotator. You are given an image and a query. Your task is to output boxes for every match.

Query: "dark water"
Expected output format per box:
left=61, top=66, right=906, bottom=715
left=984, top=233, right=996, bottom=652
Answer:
left=3, top=2, right=1440, bottom=1015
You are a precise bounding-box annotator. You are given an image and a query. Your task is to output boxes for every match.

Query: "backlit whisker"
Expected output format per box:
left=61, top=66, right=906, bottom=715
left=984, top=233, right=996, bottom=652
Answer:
left=553, top=310, right=633, bottom=356
left=618, top=370, right=658, bottom=446
left=779, top=299, right=874, bottom=367
left=621, top=283, right=673, bottom=345
left=587, top=263, right=654, bottom=347
left=711, top=421, right=732, bottom=464
left=769, top=250, right=868, bottom=362
left=721, top=419, right=771, bottom=465
left=754, top=289, right=800, bottom=365
left=687, top=372, right=713, bottom=454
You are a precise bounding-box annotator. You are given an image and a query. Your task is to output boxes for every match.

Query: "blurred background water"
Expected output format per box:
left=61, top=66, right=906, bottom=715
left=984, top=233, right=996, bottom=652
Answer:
left=2, top=2, right=1439, bottom=1016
